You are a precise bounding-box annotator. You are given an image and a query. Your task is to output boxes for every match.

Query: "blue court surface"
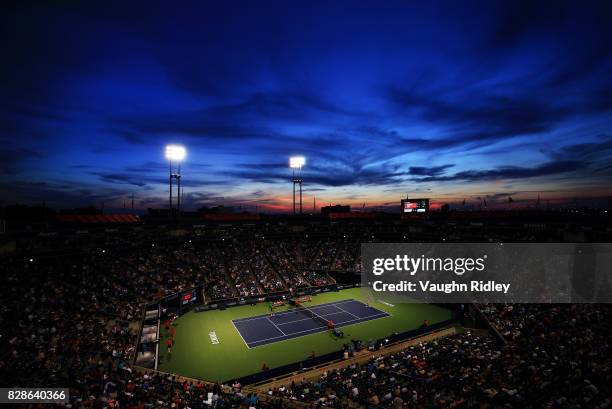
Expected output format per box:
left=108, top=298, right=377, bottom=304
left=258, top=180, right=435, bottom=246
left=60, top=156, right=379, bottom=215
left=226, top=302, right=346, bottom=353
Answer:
left=231, top=299, right=390, bottom=348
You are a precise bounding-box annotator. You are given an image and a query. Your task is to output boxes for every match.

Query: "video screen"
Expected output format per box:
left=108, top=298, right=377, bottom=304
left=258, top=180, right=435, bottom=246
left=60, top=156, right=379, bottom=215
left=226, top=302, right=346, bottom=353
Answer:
left=402, top=198, right=429, bottom=213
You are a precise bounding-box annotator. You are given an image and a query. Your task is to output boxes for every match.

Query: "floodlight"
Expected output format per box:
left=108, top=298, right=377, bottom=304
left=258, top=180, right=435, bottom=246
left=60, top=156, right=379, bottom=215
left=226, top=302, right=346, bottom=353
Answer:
left=165, top=145, right=186, bottom=161
left=289, top=156, right=305, bottom=214
left=165, top=145, right=186, bottom=216
left=289, top=156, right=305, bottom=168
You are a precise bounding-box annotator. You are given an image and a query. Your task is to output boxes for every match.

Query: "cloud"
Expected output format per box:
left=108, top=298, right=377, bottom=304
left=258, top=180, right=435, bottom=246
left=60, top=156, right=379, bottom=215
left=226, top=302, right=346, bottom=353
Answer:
left=408, top=164, right=454, bottom=177
left=0, top=148, right=44, bottom=174
left=107, top=90, right=371, bottom=148
left=387, top=88, right=570, bottom=148
left=90, top=172, right=151, bottom=187
left=205, top=91, right=369, bottom=121
left=225, top=159, right=408, bottom=188
left=124, top=161, right=168, bottom=173
left=559, top=134, right=612, bottom=159
left=2, top=2, right=612, bottom=209
left=0, top=180, right=126, bottom=208
left=90, top=170, right=222, bottom=189
left=412, top=160, right=581, bottom=183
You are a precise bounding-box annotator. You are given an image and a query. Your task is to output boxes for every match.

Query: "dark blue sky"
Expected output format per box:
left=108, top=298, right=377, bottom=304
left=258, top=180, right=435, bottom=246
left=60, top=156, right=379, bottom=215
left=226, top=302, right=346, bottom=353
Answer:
left=2, top=1, right=612, bottom=211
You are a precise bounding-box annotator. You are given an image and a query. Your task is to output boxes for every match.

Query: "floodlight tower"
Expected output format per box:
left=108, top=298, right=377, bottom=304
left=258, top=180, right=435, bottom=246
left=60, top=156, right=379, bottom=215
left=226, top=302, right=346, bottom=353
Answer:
left=289, top=156, right=305, bottom=214
left=165, top=145, right=186, bottom=216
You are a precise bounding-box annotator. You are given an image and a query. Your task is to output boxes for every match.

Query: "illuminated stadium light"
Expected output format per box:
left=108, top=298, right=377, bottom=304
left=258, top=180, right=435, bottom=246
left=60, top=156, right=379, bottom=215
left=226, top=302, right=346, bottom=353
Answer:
left=165, top=145, right=186, bottom=217
left=165, top=145, right=186, bottom=161
left=289, top=156, right=305, bottom=169
left=289, top=156, right=305, bottom=214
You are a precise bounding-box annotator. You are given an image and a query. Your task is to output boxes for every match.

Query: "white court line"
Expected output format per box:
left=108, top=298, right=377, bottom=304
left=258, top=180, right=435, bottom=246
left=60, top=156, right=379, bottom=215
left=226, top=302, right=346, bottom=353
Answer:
left=233, top=299, right=357, bottom=323
left=275, top=302, right=386, bottom=328
left=248, top=312, right=390, bottom=347
left=232, top=299, right=358, bottom=323
left=231, top=319, right=252, bottom=349
left=276, top=310, right=346, bottom=326
left=331, top=312, right=389, bottom=327
left=232, top=308, right=347, bottom=331
left=266, top=317, right=287, bottom=335
left=247, top=312, right=390, bottom=348
left=333, top=304, right=360, bottom=320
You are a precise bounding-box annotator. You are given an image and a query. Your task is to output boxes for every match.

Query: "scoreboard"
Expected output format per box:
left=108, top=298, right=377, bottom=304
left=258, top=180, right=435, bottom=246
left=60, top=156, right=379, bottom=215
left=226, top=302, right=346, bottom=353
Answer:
left=401, top=198, right=429, bottom=213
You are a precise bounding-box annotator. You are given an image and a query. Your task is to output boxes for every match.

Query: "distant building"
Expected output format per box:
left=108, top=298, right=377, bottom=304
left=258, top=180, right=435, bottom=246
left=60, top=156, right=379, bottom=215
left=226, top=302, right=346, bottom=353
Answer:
left=59, top=206, right=102, bottom=215
left=198, top=205, right=234, bottom=214
left=147, top=208, right=171, bottom=218
left=321, top=205, right=350, bottom=218
left=5, top=204, right=55, bottom=222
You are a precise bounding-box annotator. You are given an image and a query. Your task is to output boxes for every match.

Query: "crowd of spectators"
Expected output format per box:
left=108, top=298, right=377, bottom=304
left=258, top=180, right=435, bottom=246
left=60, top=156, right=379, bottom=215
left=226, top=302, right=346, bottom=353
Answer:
left=331, top=239, right=361, bottom=272
left=102, top=237, right=336, bottom=300
left=224, top=239, right=263, bottom=298
left=264, top=240, right=310, bottom=288
left=189, top=241, right=236, bottom=300
left=479, top=303, right=611, bottom=408
left=310, top=239, right=340, bottom=272
left=274, top=240, right=334, bottom=288
left=272, top=332, right=502, bottom=407
left=2, top=220, right=611, bottom=408
left=270, top=303, right=611, bottom=408
left=0, top=251, right=292, bottom=408
left=246, top=241, right=286, bottom=293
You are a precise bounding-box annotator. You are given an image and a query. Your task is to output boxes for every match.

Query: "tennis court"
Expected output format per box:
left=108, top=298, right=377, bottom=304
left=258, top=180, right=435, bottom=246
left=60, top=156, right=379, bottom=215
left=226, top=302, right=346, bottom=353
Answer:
left=232, top=299, right=390, bottom=348
left=158, top=288, right=453, bottom=381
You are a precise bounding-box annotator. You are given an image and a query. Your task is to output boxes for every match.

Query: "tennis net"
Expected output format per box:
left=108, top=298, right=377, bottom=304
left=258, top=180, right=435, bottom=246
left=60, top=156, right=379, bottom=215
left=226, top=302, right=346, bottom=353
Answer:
left=295, top=301, right=328, bottom=327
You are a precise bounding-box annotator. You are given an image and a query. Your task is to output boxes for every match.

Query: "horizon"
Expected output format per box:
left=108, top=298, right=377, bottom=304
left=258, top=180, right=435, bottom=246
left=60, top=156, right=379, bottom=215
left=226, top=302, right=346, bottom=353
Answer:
left=2, top=2, right=612, bottom=212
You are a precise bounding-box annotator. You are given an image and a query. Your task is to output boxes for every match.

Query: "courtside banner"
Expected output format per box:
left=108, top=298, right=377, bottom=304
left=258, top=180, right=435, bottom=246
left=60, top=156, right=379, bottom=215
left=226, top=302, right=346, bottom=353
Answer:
left=361, top=243, right=612, bottom=303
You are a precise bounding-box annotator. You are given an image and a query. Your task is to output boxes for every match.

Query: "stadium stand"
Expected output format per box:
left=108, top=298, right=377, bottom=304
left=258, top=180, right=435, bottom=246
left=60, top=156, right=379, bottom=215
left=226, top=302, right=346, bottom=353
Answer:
left=1, top=218, right=611, bottom=408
